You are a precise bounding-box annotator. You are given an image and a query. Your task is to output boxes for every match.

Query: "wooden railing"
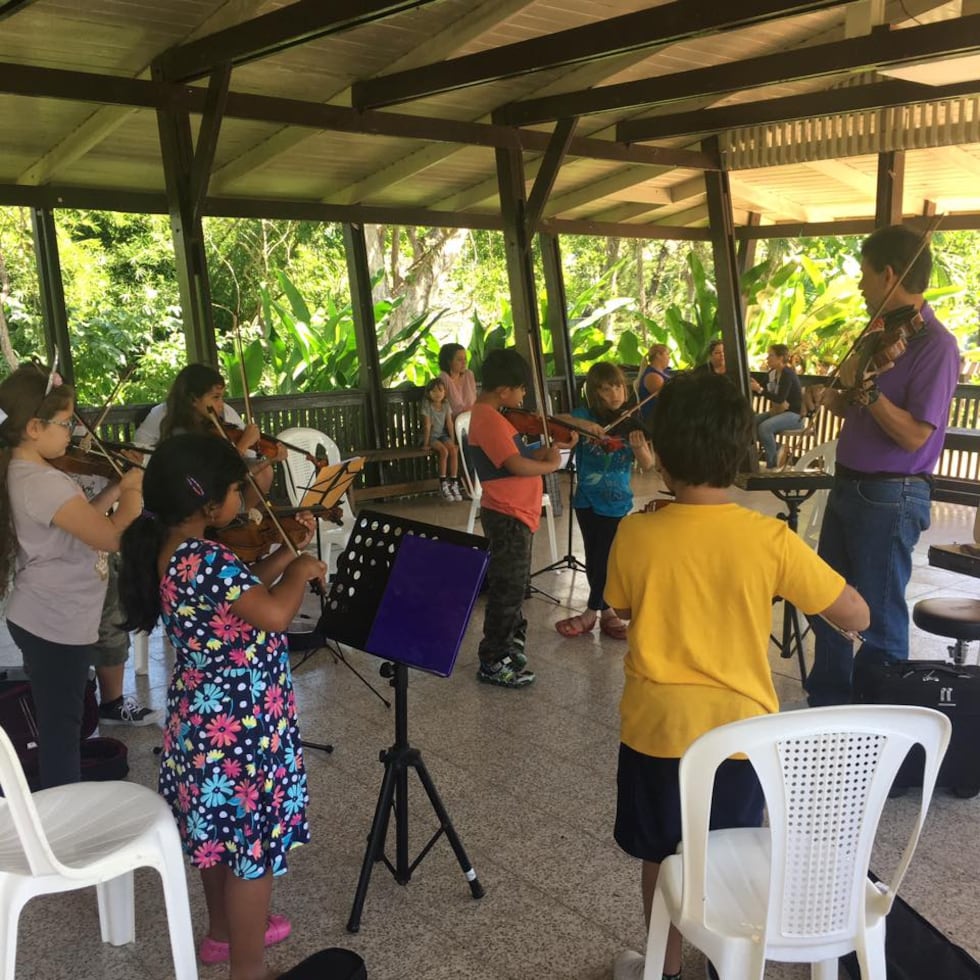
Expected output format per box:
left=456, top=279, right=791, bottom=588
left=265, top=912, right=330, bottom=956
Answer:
left=93, top=375, right=977, bottom=504
left=750, top=374, right=980, bottom=505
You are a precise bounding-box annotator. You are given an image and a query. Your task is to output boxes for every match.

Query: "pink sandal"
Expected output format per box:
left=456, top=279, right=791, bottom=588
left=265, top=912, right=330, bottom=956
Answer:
left=198, top=913, right=292, bottom=963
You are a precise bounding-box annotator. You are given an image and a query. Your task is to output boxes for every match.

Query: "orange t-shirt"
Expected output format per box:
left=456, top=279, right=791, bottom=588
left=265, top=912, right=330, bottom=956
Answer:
left=467, top=402, right=543, bottom=532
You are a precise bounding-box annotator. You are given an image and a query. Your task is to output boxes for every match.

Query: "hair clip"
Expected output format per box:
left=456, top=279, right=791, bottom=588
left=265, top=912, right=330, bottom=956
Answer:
left=186, top=476, right=205, bottom=497
left=141, top=508, right=157, bottom=520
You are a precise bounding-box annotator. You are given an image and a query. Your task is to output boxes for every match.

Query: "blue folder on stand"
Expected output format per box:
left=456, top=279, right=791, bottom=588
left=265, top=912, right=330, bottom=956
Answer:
left=365, top=534, right=489, bottom=676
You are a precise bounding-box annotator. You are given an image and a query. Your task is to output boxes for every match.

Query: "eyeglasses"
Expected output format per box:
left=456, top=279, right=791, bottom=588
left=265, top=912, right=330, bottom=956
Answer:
left=37, top=418, right=74, bottom=432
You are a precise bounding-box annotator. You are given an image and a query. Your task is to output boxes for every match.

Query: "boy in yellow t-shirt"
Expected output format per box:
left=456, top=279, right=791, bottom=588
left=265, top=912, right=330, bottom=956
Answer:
left=606, top=373, right=869, bottom=980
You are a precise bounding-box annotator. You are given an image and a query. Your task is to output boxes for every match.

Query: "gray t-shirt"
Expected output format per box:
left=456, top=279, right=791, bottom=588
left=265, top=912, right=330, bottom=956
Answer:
left=5, top=459, right=108, bottom=645
left=421, top=401, right=450, bottom=440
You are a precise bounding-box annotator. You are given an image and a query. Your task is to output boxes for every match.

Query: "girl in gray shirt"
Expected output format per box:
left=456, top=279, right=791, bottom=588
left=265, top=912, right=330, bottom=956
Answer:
left=0, top=365, right=143, bottom=787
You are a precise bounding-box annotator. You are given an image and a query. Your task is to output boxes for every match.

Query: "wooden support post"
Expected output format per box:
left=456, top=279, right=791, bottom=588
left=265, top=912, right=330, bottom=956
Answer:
left=343, top=221, right=385, bottom=449
left=30, top=206, right=74, bottom=384
left=539, top=232, right=575, bottom=411
left=875, top=149, right=905, bottom=228
left=703, top=137, right=751, bottom=399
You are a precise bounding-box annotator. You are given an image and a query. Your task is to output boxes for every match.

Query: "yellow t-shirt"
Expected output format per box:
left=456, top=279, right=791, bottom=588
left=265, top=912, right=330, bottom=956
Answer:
left=604, top=502, right=845, bottom=758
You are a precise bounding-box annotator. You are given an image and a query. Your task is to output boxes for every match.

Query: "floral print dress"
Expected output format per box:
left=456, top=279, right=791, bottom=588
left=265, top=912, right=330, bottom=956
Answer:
left=158, top=537, right=309, bottom=879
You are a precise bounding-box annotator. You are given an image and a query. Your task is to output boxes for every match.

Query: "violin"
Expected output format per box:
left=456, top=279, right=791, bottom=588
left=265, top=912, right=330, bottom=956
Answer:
left=216, top=420, right=321, bottom=468
left=51, top=442, right=142, bottom=480
left=214, top=505, right=342, bottom=563
left=837, top=304, right=926, bottom=404
left=501, top=407, right=625, bottom=453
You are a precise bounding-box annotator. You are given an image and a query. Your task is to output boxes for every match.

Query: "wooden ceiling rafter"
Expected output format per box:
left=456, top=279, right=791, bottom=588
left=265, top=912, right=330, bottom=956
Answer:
left=617, top=78, right=980, bottom=143
left=154, top=0, right=441, bottom=83
left=0, top=61, right=718, bottom=171
left=496, top=14, right=980, bottom=127
left=350, top=0, right=854, bottom=109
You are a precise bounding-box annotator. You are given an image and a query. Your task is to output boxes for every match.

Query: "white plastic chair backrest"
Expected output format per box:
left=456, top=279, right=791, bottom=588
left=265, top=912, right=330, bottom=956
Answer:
left=0, top=725, right=65, bottom=877
left=795, top=438, right=837, bottom=476
left=276, top=426, right=341, bottom=508
left=795, top=439, right=837, bottom=547
left=676, top=705, right=950, bottom=950
left=455, top=411, right=481, bottom=496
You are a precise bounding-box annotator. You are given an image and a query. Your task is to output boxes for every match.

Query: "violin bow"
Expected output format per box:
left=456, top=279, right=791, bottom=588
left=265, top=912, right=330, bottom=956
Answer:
left=205, top=408, right=322, bottom=595
left=232, top=315, right=254, bottom=427
left=521, top=318, right=553, bottom=449
left=30, top=355, right=126, bottom=479
left=824, top=212, right=943, bottom=392
left=601, top=389, right=658, bottom=434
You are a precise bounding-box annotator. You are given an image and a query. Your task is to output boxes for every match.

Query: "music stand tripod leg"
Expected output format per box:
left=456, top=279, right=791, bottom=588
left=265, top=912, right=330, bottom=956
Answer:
left=346, top=662, right=483, bottom=933
left=533, top=460, right=588, bottom=577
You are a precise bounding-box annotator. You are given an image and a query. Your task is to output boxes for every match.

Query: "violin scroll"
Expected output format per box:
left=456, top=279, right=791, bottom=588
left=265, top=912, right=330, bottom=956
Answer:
left=836, top=304, right=925, bottom=404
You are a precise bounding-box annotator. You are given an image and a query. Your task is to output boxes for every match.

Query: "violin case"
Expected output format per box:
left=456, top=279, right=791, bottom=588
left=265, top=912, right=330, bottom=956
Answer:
left=0, top=666, right=129, bottom=791
left=853, top=659, right=980, bottom=798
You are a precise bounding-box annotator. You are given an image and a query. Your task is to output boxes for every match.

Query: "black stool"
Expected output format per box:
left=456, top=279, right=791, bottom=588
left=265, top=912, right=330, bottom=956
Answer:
left=912, top=597, right=980, bottom=665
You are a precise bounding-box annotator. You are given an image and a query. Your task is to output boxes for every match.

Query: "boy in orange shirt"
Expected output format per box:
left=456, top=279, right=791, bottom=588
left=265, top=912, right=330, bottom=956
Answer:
left=466, top=349, right=573, bottom=688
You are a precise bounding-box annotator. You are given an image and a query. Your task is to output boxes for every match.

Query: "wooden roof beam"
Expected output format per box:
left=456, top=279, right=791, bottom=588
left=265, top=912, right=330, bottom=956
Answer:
left=155, top=0, right=440, bottom=83
left=0, top=61, right=718, bottom=171
left=351, top=0, right=853, bottom=109
left=618, top=77, right=980, bottom=142
left=497, top=14, right=980, bottom=126
left=0, top=0, right=39, bottom=22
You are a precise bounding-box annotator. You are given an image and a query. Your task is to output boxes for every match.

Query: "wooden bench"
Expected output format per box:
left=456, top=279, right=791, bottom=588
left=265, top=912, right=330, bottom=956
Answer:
left=351, top=446, right=440, bottom=503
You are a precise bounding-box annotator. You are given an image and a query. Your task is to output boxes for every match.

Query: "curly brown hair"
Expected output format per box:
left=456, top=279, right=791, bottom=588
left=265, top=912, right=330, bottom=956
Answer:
left=0, top=365, right=75, bottom=599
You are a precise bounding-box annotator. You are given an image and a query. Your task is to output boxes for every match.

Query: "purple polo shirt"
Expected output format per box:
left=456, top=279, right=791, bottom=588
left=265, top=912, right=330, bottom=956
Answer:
left=837, top=303, right=960, bottom=475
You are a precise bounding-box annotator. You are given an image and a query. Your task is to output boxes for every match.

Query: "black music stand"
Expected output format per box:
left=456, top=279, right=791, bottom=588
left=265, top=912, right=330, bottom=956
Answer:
left=533, top=452, right=588, bottom=577
left=316, top=511, right=489, bottom=933
left=735, top=472, right=835, bottom=685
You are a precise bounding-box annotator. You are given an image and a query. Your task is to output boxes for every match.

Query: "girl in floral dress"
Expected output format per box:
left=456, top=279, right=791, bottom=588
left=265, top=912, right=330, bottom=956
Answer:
left=119, top=433, right=326, bottom=980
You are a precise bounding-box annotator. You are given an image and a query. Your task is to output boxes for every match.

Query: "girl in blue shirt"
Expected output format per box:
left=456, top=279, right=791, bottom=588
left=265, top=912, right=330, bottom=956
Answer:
left=555, top=363, right=654, bottom=640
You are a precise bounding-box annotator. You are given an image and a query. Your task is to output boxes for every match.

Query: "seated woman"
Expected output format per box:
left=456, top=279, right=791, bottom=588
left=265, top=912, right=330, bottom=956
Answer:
left=438, top=343, right=477, bottom=417
left=635, top=344, right=672, bottom=432
left=694, top=339, right=726, bottom=376
left=750, top=343, right=803, bottom=469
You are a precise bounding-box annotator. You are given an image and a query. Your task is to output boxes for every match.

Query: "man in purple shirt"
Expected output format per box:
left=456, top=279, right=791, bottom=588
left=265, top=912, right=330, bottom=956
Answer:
left=806, top=224, right=960, bottom=706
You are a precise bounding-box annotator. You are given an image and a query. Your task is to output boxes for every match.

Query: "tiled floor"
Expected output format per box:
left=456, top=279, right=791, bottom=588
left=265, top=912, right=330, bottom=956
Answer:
left=2, top=468, right=978, bottom=980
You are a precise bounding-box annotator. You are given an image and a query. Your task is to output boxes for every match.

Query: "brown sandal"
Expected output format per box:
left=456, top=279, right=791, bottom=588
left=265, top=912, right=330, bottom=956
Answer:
left=599, top=615, right=628, bottom=640
left=555, top=613, right=596, bottom=637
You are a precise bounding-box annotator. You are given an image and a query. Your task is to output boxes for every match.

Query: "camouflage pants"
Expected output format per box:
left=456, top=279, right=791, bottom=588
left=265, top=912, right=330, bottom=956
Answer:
left=477, top=508, right=531, bottom=667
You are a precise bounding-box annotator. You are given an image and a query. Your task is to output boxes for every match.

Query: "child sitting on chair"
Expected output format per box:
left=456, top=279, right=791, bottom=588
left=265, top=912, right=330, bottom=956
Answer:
left=606, top=373, right=869, bottom=980
left=421, top=377, right=463, bottom=502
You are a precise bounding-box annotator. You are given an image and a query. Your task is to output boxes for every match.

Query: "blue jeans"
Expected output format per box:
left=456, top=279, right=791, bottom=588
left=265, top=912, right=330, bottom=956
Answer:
left=805, top=476, right=931, bottom=706
left=755, top=411, right=802, bottom=466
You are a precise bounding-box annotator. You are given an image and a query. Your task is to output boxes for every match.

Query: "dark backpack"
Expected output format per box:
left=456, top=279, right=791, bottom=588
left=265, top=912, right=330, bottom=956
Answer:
left=0, top=667, right=128, bottom=790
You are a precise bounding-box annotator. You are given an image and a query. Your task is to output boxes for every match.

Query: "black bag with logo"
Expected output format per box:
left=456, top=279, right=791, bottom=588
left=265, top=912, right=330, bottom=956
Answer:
left=0, top=667, right=128, bottom=790
left=853, top=659, right=980, bottom=798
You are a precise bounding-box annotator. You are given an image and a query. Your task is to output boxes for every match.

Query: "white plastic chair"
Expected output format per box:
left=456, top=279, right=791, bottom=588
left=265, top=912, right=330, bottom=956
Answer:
left=276, top=426, right=352, bottom=568
left=643, top=705, right=950, bottom=980
left=0, top=724, right=197, bottom=979
left=794, top=438, right=837, bottom=549
left=455, top=411, right=558, bottom=563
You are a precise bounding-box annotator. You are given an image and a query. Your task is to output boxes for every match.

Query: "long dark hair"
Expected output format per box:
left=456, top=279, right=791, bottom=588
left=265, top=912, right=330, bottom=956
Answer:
left=118, top=433, right=247, bottom=632
left=0, top=366, right=75, bottom=599
left=160, top=363, right=225, bottom=440
left=438, top=343, right=465, bottom=374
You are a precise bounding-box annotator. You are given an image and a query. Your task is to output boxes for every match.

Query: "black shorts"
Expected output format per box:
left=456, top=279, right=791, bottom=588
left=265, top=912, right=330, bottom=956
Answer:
left=614, top=742, right=765, bottom=863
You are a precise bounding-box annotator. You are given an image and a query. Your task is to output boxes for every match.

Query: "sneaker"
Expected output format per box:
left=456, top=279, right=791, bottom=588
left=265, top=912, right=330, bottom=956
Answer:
left=510, top=650, right=528, bottom=670
left=476, top=656, right=535, bottom=688
left=199, top=913, right=292, bottom=963
left=439, top=481, right=454, bottom=501
left=98, top=695, right=162, bottom=727
left=450, top=481, right=464, bottom=502
left=613, top=950, right=645, bottom=980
